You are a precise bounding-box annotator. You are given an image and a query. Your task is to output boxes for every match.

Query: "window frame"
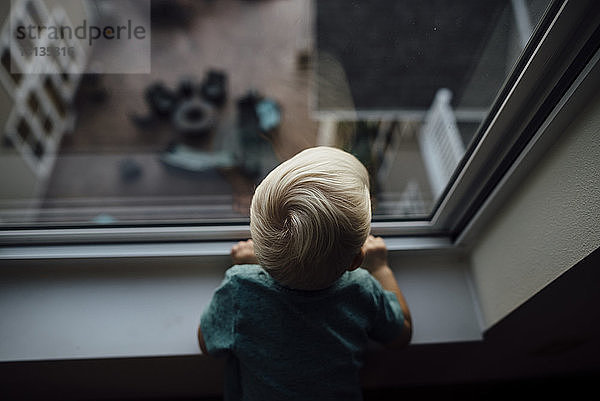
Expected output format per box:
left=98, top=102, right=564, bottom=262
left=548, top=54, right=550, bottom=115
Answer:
left=1, top=0, right=599, bottom=251
left=434, top=0, right=600, bottom=239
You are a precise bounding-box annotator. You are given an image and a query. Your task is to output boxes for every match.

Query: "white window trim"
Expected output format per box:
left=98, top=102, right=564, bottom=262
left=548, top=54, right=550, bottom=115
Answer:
left=432, top=0, right=600, bottom=237
left=0, top=235, right=454, bottom=260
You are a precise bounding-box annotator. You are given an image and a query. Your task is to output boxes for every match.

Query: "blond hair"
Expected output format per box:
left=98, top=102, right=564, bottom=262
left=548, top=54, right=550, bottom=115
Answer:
left=250, top=146, right=371, bottom=290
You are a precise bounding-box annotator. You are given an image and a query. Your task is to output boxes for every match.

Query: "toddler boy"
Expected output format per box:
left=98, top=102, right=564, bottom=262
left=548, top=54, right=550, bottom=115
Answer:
left=198, top=147, right=412, bottom=401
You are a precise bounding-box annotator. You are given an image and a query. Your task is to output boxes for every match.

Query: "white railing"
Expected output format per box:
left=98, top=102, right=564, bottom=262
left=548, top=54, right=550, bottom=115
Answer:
left=418, top=88, right=466, bottom=198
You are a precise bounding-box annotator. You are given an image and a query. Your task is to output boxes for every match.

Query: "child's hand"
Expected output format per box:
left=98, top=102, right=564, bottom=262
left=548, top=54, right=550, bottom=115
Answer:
left=362, top=235, right=389, bottom=273
left=231, top=239, right=259, bottom=265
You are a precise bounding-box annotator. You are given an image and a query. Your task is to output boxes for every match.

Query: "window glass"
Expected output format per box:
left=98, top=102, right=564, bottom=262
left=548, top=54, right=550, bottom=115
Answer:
left=0, top=0, right=550, bottom=227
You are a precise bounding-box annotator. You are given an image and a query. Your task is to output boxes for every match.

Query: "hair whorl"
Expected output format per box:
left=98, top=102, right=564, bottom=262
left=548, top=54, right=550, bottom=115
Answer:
left=250, top=147, right=371, bottom=290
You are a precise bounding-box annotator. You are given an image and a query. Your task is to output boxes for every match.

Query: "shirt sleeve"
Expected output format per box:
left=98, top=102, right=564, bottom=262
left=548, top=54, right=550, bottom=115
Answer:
left=200, top=269, right=238, bottom=356
left=367, top=278, right=405, bottom=344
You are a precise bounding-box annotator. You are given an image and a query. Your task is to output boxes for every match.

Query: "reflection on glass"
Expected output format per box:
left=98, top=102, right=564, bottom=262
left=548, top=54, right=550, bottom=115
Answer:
left=0, top=0, right=550, bottom=226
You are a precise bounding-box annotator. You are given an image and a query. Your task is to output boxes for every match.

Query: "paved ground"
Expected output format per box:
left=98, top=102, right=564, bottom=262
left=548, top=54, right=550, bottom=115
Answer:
left=43, top=0, right=317, bottom=222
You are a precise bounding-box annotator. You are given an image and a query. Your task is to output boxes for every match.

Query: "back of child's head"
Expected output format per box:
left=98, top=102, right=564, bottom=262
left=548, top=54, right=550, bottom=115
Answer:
left=250, top=146, right=371, bottom=290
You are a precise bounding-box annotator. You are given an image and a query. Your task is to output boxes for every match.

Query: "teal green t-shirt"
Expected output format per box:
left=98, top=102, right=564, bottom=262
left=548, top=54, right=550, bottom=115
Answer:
left=200, top=265, right=404, bottom=401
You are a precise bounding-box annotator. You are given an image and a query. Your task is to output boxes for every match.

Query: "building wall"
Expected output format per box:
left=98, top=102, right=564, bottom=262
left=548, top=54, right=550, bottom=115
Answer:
left=470, top=90, right=600, bottom=329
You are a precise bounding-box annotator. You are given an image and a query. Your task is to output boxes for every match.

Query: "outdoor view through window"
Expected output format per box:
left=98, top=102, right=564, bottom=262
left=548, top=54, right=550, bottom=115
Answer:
left=0, top=0, right=550, bottom=227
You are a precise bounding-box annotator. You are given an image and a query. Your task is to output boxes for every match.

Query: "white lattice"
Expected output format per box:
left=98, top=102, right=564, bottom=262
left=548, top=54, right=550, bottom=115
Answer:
left=1, top=0, right=86, bottom=179
left=418, top=88, right=466, bottom=198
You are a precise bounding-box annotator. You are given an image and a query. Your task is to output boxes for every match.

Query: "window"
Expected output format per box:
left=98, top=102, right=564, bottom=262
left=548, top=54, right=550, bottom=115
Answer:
left=0, top=0, right=598, bottom=245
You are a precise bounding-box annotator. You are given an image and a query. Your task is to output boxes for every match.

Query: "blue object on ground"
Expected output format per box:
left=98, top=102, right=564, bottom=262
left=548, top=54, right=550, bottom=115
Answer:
left=160, top=143, right=236, bottom=172
left=256, top=99, right=281, bottom=132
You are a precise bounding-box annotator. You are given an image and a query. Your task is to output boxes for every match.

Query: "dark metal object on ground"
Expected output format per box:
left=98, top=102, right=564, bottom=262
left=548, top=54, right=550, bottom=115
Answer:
left=200, top=70, right=228, bottom=107
left=145, top=82, right=178, bottom=118
left=172, top=98, right=216, bottom=136
left=237, top=90, right=281, bottom=137
left=237, top=90, right=261, bottom=136
left=119, top=158, right=142, bottom=181
left=177, top=77, right=196, bottom=99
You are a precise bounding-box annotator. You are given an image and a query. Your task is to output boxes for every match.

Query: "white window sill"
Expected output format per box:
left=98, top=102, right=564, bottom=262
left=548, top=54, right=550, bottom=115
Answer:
left=0, top=243, right=481, bottom=363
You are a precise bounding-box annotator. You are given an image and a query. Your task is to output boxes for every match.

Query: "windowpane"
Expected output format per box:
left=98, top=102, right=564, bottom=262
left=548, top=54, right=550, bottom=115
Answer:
left=0, top=0, right=550, bottom=227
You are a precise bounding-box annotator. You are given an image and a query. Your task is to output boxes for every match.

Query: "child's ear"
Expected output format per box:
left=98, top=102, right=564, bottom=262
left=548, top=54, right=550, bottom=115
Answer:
left=348, top=248, right=365, bottom=272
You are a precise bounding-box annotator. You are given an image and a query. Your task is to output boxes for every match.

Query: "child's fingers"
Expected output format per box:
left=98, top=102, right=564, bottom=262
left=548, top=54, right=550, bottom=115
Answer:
left=231, top=239, right=254, bottom=255
left=231, top=241, right=243, bottom=255
left=231, top=239, right=249, bottom=249
left=363, top=235, right=387, bottom=253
